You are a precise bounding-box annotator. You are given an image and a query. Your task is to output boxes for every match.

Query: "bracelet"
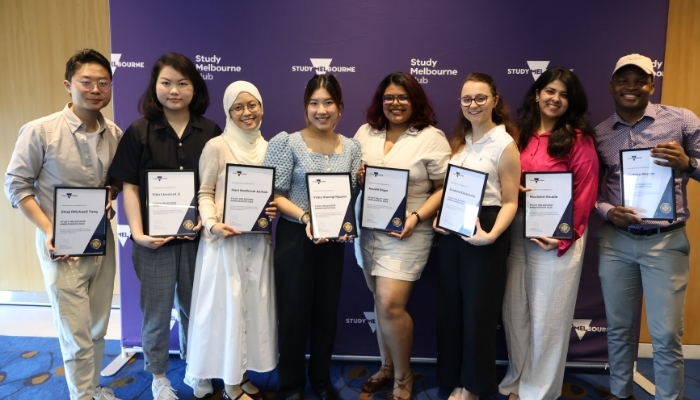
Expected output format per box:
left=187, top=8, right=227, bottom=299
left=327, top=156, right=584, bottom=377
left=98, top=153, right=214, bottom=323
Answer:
left=411, top=211, right=421, bottom=224
left=298, top=211, right=309, bottom=224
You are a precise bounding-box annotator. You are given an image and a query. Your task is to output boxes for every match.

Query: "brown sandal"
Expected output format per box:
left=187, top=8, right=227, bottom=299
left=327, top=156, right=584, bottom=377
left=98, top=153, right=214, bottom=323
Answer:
left=361, top=363, right=394, bottom=392
left=387, top=372, right=413, bottom=400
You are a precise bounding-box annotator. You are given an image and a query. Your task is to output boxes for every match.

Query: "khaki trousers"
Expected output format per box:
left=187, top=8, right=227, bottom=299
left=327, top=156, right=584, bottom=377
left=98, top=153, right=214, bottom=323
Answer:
left=36, top=225, right=115, bottom=400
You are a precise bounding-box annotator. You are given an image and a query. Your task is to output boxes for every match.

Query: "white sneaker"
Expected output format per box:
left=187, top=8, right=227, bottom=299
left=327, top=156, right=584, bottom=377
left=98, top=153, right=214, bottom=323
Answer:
left=184, top=374, right=214, bottom=398
left=94, top=386, right=121, bottom=400
left=152, top=377, right=178, bottom=400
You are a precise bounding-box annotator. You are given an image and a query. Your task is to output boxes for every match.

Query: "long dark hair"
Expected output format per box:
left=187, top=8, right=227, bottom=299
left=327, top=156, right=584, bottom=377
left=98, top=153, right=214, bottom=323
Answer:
left=451, top=72, right=516, bottom=155
left=365, top=72, right=437, bottom=131
left=516, top=67, right=594, bottom=157
left=139, top=52, right=210, bottom=120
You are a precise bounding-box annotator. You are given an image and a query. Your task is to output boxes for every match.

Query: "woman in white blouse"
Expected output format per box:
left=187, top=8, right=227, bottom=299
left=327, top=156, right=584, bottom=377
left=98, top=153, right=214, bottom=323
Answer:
left=432, top=73, right=520, bottom=400
left=186, top=81, right=277, bottom=400
left=355, top=72, right=450, bottom=400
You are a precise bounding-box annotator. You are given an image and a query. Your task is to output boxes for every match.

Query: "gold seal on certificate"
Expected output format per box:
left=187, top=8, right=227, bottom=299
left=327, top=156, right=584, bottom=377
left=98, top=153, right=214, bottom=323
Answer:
left=222, top=164, right=275, bottom=233
left=360, top=166, right=409, bottom=232
left=306, top=173, right=357, bottom=239
left=52, top=187, right=108, bottom=257
left=524, top=172, right=573, bottom=239
left=620, top=148, right=676, bottom=220
left=146, top=170, right=198, bottom=237
left=436, top=164, right=488, bottom=237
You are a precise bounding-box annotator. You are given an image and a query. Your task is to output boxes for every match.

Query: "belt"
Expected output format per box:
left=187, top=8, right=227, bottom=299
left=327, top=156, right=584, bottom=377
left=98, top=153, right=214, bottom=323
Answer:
left=619, top=222, right=685, bottom=236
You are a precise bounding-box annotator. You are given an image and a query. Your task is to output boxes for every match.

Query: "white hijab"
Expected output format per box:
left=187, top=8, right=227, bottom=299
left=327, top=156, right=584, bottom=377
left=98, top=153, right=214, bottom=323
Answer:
left=222, top=81, right=268, bottom=165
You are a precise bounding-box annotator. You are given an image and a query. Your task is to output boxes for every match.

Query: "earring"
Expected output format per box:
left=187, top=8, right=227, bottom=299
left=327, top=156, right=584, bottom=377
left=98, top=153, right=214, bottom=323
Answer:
left=339, top=113, right=342, bottom=117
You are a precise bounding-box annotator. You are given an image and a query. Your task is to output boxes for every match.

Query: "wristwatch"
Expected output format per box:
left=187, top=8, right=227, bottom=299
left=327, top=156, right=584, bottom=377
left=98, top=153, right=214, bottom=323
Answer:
left=687, top=157, right=697, bottom=173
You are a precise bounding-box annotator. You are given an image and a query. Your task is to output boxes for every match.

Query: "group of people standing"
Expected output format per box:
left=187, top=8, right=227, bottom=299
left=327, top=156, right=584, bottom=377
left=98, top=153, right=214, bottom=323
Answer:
left=5, top=48, right=698, bottom=400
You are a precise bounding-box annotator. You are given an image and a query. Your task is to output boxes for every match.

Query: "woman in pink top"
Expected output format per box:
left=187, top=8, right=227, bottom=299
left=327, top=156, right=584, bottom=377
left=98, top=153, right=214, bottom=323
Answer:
left=499, top=67, right=599, bottom=400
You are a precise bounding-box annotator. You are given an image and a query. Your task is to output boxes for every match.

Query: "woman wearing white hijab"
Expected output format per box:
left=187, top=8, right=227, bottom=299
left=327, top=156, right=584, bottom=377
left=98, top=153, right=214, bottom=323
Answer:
left=186, top=81, right=277, bottom=400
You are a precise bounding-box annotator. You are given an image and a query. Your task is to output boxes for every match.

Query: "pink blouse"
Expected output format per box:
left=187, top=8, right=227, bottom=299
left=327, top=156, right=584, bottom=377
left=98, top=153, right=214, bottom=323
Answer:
left=520, top=130, right=599, bottom=256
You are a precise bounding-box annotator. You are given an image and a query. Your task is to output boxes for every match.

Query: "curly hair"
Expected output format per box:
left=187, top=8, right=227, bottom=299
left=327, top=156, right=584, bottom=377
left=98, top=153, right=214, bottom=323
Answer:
left=365, top=72, right=437, bottom=131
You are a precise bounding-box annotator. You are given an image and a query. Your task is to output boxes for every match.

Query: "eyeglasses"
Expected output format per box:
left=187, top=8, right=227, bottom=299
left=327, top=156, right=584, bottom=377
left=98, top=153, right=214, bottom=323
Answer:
left=230, top=101, right=260, bottom=115
left=383, top=94, right=410, bottom=104
left=72, top=80, right=112, bottom=92
left=459, top=95, right=489, bottom=107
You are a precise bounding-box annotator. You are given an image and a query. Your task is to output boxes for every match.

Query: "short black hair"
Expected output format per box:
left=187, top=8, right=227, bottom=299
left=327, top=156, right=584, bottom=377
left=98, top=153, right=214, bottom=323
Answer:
left=65, top=49, right=112, bottom=81
left=139, top=52, right=210, bottom=120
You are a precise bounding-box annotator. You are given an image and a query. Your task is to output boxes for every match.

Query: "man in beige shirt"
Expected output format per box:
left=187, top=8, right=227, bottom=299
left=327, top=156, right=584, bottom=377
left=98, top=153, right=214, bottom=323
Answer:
left=4, top=49, right=123, bottom=400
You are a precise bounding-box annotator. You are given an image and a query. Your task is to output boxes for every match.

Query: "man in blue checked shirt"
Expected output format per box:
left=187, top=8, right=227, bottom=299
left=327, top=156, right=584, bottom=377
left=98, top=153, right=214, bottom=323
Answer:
left=595, top=53, right=700, bottom=400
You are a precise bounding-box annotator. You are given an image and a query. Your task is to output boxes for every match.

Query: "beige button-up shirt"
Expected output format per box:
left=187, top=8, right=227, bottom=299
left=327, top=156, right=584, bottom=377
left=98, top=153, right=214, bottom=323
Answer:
left=5, top=103, right=123, bottom=223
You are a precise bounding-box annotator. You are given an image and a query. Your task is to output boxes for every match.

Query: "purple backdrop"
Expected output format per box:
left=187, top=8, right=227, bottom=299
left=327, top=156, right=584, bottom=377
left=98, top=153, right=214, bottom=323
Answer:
left=111, top=0, right=669, bottom=362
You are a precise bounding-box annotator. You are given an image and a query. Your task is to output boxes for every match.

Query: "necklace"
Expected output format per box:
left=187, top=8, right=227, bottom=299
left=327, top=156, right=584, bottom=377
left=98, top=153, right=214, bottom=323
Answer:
left=309, top=132, right=339, bottom=154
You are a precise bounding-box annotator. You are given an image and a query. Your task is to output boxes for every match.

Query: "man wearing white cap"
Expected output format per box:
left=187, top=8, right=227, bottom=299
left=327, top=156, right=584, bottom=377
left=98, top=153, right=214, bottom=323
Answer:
left=595, top=53, right=700, bottom=399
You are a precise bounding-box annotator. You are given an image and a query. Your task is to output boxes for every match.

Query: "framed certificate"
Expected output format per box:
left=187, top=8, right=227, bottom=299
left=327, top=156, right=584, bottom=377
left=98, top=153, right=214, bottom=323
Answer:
left=620, top=148, right=676, bottom=220
left=436, top=164, right=488, bottom=237
left=306, top=173, right=357, bottom=239
left=360, top=165, right=409, bottom=232
left=52, top=187, right=108, bottom=256
left=145, top=170, right=197, bottom=237
left=222, top=164, right=275, bottom=233
left=523, top=172, right=574, bottom=239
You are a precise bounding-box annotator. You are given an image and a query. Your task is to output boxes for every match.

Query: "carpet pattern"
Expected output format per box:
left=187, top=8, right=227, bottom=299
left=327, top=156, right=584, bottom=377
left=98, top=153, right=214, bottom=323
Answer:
left=1, top=336, right=698, bottom=399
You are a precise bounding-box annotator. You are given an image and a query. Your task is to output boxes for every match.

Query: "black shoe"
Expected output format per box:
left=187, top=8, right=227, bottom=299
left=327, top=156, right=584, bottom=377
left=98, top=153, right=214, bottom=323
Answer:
left=284, top=392, right=303, bottom=400
left=312, top=386, right=338, bottom=400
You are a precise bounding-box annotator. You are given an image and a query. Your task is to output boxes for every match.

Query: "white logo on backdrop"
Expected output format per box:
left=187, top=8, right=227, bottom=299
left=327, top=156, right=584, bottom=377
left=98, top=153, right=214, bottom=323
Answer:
left=651, top=59, right=664, bottom=77
left=409, top=58, right=458, bottom=84
left=345, top=311, right=377, bottom=333
left=527, top=61, right=550, bottom=80
left=110, top=54, right=145, bottom=74
left=117, top=224, right=131, bottom=247
left=194, top=54, right=241, bottom=81
left=507, top=61, right=550, bottom=81
left=364, top=311, right=377, bottom=333
left=571, top=319, right=607, bottom=340
left=170, top=308, right=178, bottom=330
left=291, top=58, right=356, bottom=75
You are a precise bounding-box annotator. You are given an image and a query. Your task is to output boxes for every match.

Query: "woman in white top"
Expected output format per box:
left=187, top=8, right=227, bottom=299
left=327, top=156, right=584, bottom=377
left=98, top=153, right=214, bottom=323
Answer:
left=433, top=73, right=520, bottom=400
left=355, top=72, right=450, bottom=400
left=186, top=81, right=277, bottom=400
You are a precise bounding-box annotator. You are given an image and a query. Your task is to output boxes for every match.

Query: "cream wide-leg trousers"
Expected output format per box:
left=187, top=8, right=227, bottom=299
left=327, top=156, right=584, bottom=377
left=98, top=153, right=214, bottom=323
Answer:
left=499, top=210, right=587, bottom=400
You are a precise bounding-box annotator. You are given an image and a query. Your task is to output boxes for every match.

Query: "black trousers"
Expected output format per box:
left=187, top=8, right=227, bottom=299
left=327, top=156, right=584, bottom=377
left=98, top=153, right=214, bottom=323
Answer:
left=274, top=217, right=345, bottom=397
left=436, top=206, right=510, bottom=396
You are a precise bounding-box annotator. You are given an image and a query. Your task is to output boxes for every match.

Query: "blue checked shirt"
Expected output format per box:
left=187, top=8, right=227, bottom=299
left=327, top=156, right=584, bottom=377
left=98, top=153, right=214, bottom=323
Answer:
left=595, top=103, right=700, bottom=228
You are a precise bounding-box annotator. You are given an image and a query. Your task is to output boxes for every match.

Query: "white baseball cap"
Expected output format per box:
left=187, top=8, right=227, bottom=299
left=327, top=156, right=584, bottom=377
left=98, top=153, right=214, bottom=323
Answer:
left=612, top=54, right=654, bottom=77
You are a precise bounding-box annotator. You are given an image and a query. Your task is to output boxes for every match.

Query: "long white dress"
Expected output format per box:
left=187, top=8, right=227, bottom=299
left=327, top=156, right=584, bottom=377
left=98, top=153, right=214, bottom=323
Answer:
left=186, top=136, right=277, bottom=385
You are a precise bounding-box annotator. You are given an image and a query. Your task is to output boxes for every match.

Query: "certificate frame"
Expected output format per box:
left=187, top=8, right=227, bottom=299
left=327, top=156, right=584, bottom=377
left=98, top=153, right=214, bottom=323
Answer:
left=360, top=165, right=410, bottom=232
left=436, top=163, right=488, bottom=237
left=523, top=171, right=574, bottom=239
left=306, top=172, right=357, bottom=240
left=222, top=164, right=275, bottom=233
left=145, top=169, right=198, bottom=237
left=52, top=187, right=108, bottom=257
left=619, top=148, right=676, bottom=221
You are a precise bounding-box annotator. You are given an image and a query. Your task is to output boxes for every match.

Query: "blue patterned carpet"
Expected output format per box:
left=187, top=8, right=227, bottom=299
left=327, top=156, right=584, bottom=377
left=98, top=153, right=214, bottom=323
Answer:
left=0, top=336, right=698, bottom=399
